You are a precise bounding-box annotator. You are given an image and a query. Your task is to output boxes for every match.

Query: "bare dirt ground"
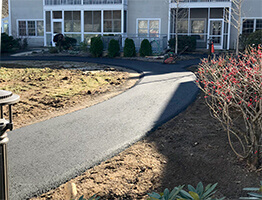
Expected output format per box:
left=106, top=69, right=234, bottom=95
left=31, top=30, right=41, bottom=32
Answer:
left=25, top=65, right=261, bottom=200
left=0, top=61, right=140, bottom=129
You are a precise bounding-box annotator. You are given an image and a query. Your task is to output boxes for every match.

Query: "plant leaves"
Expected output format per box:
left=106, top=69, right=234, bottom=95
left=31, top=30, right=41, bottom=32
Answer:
left=202, top=183, right=218, bottom=198
left=196, top=182, right=204, bottom=197
left=148, top=192, right=162, bottom=199
left=248, top=192, right=262, bottom=198
left=188, top=185, right=197, bottom=193
left=189, top=191, right=200, bottom=200
left=164, top=188, right=170, bottom=200
left=179, top=190, right=194, bottom=200
left=169, top=186, right=184, bottom=200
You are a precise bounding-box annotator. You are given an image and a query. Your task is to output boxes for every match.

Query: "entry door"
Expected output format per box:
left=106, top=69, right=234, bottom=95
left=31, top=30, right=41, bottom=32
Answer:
left=208, top=19, right=224, bottom=49
left=52, top=21, right=63, bottom=46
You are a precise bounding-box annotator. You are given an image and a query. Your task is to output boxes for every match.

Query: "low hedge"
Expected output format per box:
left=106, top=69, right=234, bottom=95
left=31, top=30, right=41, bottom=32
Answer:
left=168, top=35, right=196, bottom=52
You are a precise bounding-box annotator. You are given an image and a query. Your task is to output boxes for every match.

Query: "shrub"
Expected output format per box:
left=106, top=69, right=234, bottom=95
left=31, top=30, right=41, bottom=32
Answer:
left=89, top=36, right=103, bottom=57
left=139, top=39, right=152, bottom=57
left=108, top=39, right=120, bottom=58
left=61, top=36, right=77, bottom=50
left=124, top=38, right=136, bottom=57
left=245, top=30, right=262, bottom=48
left=49, top=47, right=58, bottom=54
left=148, top=182, right=224, bottom=200
left=22, top=38, right=28, bottom=50
left=168, top=36, right=196, bottom=52
left=79, top=41, right=88, bottom=52
left=196, top=45, right=262, bottom=169
left=1, top=33, right=20, bottom=53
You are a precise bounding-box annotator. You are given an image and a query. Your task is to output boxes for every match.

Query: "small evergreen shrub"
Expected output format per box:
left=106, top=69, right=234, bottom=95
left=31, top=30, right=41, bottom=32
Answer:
left=245, top=30, right=262, bottom=48
left=22, top=38, right=28, bottom=50
left=108, top=39, right=120, bottom=58
left=61, top=36, right=77, bottom=50
left=1, top=33, right=20, bottom=53
left=124, top=38, right=136, bottom=57
left=79, top=41, right=88, bottom=52
left=139, top=39, right=152, bottom=57
left=168, top=36, right=196, bottom=52
left=90, top=36, right=103, bottom=57
left=49, top=47, right=58, bottom=54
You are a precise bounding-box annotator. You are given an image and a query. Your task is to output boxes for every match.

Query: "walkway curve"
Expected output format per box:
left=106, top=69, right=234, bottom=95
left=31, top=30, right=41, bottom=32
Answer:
left=1, top=56, right=201, bottom=199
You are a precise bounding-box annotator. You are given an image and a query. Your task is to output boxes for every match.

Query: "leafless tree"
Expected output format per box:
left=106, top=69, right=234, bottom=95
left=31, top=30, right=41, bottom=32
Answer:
left=168, top=0, right=188, bottom=54
left=225, top=0, right=243, bottom=55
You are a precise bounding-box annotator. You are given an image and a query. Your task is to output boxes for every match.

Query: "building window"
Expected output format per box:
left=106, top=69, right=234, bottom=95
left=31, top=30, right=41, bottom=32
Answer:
left=53, top=11, right=62, bottom=19
left=18, top=20, right=44, bottom=37
left=64, top=11, right=81, bottom=32
left=46, top=11, right=51, bottom=32
left=28, top=21, right=36, bottom=36
left=256, top=19, right=262, bottom=31
left=242, top=18, right=262, bottom=35
left=191, top=19, right=205, bottom=34
left=104, top=10, right=121, bottom=33
left=84, top=11, right=101, bottom=32
left=37, top=21, right=44, bottom=36
left=137, top=19, right=160, bottom=37
left=177, top=20, right=188, bottom=34
left=242, top=19, right=254, bottom=35
left=18, top=21, right=27, bottom=36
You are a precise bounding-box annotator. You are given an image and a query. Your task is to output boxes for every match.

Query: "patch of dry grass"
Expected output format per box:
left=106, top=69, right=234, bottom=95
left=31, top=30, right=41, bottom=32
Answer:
left=0, top=65, right=133, bottom=128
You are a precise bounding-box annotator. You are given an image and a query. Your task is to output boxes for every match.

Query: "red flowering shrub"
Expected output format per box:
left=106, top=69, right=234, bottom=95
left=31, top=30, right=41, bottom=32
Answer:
left=196, top=45, right=262, bottom=169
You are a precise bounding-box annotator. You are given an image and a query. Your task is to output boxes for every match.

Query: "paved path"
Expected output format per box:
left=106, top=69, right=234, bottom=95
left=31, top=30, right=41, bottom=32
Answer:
left=1, top=56, right=200, bottom=199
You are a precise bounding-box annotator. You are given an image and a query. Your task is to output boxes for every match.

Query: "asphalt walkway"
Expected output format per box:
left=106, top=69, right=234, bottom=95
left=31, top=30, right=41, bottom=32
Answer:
left=1, top=56, right=200, bottom=199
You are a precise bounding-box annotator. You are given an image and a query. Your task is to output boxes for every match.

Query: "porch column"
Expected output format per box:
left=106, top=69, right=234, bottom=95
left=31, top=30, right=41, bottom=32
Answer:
left=121, top=8, right=124, bottom=47
left=8, top=0, right=12, bottom=36
left=188, top=8, right=190, bottom=36
left=44, top=10, right=46, bottom=46
left=207, top=7, right=210, bottom=49
left=81, top=10, right=84, bottom=42
left=227, top=6, right=231, bottom=50
left=121, top=8, right=124, bottom=36
left=101, top=10, right=104, bottom=36
left=167, top=0, right=171, bottom=42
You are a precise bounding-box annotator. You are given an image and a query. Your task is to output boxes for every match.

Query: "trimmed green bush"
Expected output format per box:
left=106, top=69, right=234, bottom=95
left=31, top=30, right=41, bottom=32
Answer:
left=139, top=39, right=152, bottom=57
left=79, top=41, right=88, bottom=52
left=168, top=35, right=196, bottom=52
left=49, top=47, right=58, bottom=54
left=61, top=36, right=77, bottom=50
left=245, top=30, right=262, bottom=48
left=124, top=38, right=136, bottom=57
left=108, top=39, right=120, bottom=58
left=1, top=33, right=20, bottom=53
left=90, top=36, right=103, bottom=57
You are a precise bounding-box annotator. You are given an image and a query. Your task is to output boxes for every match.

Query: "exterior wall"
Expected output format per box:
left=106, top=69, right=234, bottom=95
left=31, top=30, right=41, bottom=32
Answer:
left=10, top=0, right=44, bottom=46
left=229, top=0, right=262, bottom=49
left=7, top=0, right=262, bottom=49
left=127, top=0, right=169, bottom=35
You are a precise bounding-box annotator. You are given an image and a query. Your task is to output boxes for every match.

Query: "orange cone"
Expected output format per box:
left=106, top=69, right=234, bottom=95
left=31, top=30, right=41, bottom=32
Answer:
left=211, top=43, right=215, bottom=53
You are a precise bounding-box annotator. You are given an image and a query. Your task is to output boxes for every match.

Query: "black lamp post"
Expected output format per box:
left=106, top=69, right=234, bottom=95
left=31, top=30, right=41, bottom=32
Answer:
left=0, top=90, right=20, bottom=200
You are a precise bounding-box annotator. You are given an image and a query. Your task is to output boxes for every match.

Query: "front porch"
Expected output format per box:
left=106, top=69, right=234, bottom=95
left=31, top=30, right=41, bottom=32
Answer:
left=168, top=1, right=232, bottom=50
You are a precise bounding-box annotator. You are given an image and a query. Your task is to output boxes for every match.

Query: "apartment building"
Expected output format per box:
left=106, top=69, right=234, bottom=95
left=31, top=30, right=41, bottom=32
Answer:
left=4, top=0, right=262, bottom=49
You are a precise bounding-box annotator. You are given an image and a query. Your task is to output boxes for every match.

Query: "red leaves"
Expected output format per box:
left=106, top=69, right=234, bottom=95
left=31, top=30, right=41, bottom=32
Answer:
left=196, top=44, right=262, bottom=116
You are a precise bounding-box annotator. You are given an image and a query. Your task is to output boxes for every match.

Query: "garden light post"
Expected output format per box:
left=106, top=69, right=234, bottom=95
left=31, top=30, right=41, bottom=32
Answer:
left=0, top=90, right=20, bottom=200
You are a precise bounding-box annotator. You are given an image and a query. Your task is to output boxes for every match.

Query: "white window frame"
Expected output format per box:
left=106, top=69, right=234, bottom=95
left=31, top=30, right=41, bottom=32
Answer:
left=17, top=19, right=44, bottom=37
left=241, top=17, right=262, bottom=34
left=136, top=18, right=161, bottom=37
